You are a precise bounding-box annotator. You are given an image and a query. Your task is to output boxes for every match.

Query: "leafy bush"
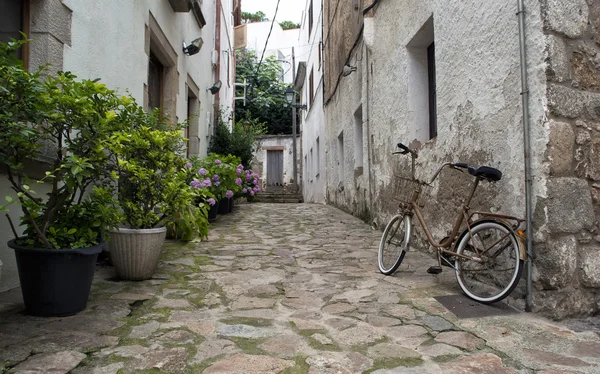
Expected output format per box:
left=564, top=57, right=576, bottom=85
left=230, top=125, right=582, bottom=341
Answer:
left=208, top=112, right=265, bottom=167
left=0, top=39, right=123, bottom=249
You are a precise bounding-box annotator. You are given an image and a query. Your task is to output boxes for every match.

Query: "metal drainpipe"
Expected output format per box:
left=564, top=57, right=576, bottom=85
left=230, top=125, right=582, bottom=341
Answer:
left=365, top=46, right=374, bottom=222
left=517, top=0, right=534, bottom=312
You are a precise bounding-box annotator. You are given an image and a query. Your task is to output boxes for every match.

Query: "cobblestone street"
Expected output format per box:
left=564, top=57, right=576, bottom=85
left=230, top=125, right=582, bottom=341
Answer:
left=0, top=203, right=599, bottom=373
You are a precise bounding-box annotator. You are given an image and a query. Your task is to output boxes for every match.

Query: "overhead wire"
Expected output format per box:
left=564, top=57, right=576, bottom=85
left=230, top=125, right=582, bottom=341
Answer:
left=253, top=0, right=282, bottom=83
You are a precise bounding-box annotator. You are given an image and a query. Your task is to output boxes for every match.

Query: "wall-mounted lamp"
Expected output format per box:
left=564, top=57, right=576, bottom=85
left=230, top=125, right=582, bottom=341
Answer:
left=183, top=37, right=203, bottom=56
left=342, top=64, right=357, bottom=77
left=284, top=86, right=307, bottom=110
left=207, top=80, right=222, bottom=95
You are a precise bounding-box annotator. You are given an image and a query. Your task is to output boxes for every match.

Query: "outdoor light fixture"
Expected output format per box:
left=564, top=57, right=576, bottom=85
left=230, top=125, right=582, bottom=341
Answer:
left=342, top=64, right=357, bottom=76
left=183, top=37, right=203, bottom=56
left=207, top=80, right=222, bottom=95
left=285, top=86, right=307, bottom=110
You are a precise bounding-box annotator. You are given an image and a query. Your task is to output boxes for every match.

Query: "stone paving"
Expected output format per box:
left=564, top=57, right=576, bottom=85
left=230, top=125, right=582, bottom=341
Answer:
left=0, top=203, right=599, bottom=374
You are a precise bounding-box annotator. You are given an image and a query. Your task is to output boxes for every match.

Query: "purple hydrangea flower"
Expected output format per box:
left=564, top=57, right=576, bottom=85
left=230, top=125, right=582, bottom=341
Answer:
left=185, top=162, right=193, bottom=169
left=215, top=181, right=220, bottom=186
left=249, top=190, right=255, bottom=196
left=215, top=159, right=221, bottom=165
left=237, top=164, right=243, bottom=170
left=253, top=178, right=258, bottom=185
left=236, top=168, right=242, bottom=175
left=202, top=178, right=212, bottom=187
left=225, top=190, right=234, bottom=198
left=242, top=188, right=247, bottom=193
left=255, top=186, right=261, bottom=192
left=207, top=198, right=216, bottom=206
left=246, top=174, right=252, bottom=181
left=235, top=178, right=242, bottom=185
left=190, top=179, right=201, bottom=189
left=199, top=168, right=207, bottom=176
left=213, top=174, right=220, bottom=181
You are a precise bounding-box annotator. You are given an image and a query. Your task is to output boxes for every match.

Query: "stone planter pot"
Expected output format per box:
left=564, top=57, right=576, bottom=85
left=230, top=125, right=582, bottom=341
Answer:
left=8, top=239, right=102, bottom=316
left=109, top=227, right=166, bottom=281
left=208, top=201, right=219, bottom=222
left=228, top=197, right=234, bottom=213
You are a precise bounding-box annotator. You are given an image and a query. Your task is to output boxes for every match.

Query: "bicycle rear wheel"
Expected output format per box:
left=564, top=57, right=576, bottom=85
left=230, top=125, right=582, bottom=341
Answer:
left=455, top=220, right=523, bottom=303
left=378, top=214, right=410, bottom=275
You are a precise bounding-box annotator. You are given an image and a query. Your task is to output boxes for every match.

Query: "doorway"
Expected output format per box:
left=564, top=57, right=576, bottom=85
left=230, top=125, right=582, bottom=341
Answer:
left=267, top=150, right=284, bottom=186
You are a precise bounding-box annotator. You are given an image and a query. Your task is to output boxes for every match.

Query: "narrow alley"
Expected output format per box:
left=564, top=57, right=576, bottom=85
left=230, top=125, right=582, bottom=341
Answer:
left=0, top=203, right=598, bottom=373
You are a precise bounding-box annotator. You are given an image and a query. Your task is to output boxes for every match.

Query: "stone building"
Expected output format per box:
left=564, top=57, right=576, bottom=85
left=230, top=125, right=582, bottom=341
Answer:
left=0, top=0, right=238, bottom=291
left=320, top=0, right=599, bottom=318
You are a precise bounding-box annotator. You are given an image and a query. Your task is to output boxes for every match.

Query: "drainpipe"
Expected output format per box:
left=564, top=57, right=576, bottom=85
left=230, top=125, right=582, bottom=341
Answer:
left=517, top=0, right=534, bottom=312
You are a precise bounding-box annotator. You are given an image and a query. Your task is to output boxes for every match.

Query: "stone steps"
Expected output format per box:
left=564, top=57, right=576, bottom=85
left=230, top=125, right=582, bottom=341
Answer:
left=255, top=192, right=304, bottom=203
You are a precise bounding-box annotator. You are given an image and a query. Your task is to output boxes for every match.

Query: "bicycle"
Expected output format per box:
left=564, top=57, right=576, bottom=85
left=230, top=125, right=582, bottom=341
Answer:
left=377, top=142, right=527, bottom=304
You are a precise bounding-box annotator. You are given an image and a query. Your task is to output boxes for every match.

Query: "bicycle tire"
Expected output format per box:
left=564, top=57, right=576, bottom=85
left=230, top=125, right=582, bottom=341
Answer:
left=378, top=214, right=410, bottom=275
left=455, top=220, right=523, bottom=304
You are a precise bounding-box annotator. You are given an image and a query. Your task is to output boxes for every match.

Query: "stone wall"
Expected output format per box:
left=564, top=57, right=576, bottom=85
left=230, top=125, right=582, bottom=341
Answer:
left=535, top=0, right=600, bottom=318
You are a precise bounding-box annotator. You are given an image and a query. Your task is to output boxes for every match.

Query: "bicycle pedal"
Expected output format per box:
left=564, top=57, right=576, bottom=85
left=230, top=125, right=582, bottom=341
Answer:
left=427, top=266, right=443, bottom=274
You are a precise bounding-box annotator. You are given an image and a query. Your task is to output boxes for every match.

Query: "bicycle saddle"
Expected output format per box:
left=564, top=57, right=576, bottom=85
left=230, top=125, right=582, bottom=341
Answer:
left=455, top=163, right=502, bottom=182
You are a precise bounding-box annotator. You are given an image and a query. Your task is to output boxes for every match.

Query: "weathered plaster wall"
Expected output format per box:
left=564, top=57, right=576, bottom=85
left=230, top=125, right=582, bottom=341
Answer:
left=300, top=0, right=326, bottom=204
left=253, top=135, right=302, bottom=190
left=535, top=0, right=600, bottom=318
left=324, top=0, right=552, bottom=312
left=62, top=0, right=230, bottom=157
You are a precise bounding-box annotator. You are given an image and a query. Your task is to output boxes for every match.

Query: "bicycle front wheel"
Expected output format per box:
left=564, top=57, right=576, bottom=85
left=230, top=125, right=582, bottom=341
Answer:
left=455, top=220, right=523, bottom=303
left=378, top=214, right=411, bottom=275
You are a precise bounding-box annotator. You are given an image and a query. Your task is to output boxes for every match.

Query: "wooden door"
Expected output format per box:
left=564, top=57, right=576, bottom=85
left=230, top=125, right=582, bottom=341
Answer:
left=267, top=150, right=283, bottom=186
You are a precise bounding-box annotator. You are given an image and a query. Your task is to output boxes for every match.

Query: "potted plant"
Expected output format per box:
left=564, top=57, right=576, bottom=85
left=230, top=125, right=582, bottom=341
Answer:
left=166, top=160, right=212, bottom=241
left=105, top=106, right=191, bottom=280
left=240, top=168, right=262, bottom=202
left=0, top=40, right=122, bottom=316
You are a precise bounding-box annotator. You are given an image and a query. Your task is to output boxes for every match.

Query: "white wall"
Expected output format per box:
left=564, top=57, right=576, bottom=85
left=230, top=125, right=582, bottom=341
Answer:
left=299, top=0, right=326, bottom=203
left=253, top=135, right=301, bottom=189
left=62, top=0, right=236, bottom=157
left=325, top=0, right=548, bottom=233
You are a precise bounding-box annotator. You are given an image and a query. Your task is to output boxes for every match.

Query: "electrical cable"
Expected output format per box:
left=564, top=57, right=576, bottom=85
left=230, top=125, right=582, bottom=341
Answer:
left=253, top=0, right=282, bottom=82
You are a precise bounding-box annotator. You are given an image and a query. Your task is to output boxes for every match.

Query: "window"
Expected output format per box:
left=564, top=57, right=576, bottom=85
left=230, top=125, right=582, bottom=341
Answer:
left=338, top=132, right=344, bottom=183
left=354, top=105, right=363, bottom=173
left=318, top=41, right=322, bottom=71
left=309, top=69, right=314, bottom=108
left=315, top=137, right=320, bottom=177
left=308, top=0, right=313, bottom=36
left=0, top=0, right=29, bottom=64
left=427, top=42, right=437, bottom=139
left=309, top=148, right=313, bottom=182
left=148, top=53, right=164, bottom=111
left=186, top=83, right=201, bottom=157
left=406, top=17, right=435, bottom=142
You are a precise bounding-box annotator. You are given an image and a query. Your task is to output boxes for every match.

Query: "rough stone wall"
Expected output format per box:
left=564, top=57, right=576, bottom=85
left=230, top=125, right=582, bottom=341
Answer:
left=323, top=0, right=576, bottom=315
left=535, top=0, right=600, bottom=318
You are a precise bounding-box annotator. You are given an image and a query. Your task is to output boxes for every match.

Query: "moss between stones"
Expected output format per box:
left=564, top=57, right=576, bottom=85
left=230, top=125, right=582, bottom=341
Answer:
left=192, top=256, right=213, bottom=266
left=432, top=354, right=461, bottom=363
left=225, top=336, right=268, bottom=355
left=363, top=357, right=424, bottom=374
left=280, top=355, right=310, bottom=374
left=289, top=323, right=340, bottom=352
left=219, top=317, right=273, bottom=327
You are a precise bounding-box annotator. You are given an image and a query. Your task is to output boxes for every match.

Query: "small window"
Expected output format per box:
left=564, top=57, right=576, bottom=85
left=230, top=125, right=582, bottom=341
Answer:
left=148, top=53, right=164, bottom=111
left=338, top=132, right=344, bottom=183
left=315, top=137, right=320, bottom=176
left=0, top=0, right=29, bottom=64
left=309, top=69, right=314, bottom=108
left=427, top=42, right=437, bottom=139
left=354, top=105, right=363, bottom=172
left=308, top=0, right=314, bottom=36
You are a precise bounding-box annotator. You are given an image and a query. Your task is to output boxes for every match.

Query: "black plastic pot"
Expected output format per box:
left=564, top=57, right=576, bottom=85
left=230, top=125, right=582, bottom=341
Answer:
left=8, top=239, right=103, bottom=317
left=228, top=197, right=234, bottom=213
left=208, top=201, right=219, bottom=221
left=218, top=198, right=230, bottom=215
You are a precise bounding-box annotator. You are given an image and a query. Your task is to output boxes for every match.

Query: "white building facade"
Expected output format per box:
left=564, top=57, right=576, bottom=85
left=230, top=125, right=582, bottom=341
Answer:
left=0, top=0, right=236, bottom=291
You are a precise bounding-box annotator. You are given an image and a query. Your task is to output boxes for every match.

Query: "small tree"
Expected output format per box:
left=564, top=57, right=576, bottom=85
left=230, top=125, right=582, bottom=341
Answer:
left=242, top=11, right=268, bottom=23
left=235, top=50, right=293, bottom=135
left=208, top=113, right=265, bottom=167
left=279, top=21, right=300, bottom=30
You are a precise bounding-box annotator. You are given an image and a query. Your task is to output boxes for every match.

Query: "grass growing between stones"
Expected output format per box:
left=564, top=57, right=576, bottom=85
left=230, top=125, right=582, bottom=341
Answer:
left=280, top=355, right=310, bottom=374
left=219, top=317, right=274, bottom=327
left=432, top=354, right=461, bottom=363
left=362, top=357, right=424, bottom=374
left=226, top=336, right=268, bottom=355
left=289, top=322, right=340, bottom=352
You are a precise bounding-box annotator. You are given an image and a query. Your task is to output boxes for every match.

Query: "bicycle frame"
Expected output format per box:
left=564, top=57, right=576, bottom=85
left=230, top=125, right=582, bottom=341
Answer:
left=399, top=162, right=526, bottom=262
